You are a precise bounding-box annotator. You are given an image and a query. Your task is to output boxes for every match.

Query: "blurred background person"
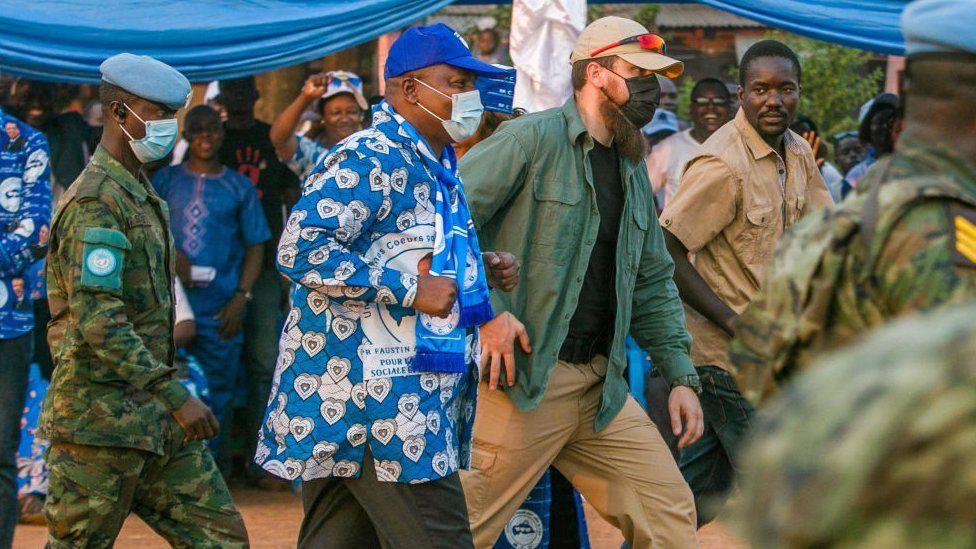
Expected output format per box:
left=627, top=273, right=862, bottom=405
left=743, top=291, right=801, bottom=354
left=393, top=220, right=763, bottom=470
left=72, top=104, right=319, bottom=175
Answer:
left=791, top=114, right=844, bottom=203
left=270, top=70, right=367, bottom=181
left=647, top=77, right=732, bottom=210
left=153, top=105, right=270, bottom=473
left=474, top=27, right=508, bottom=65
left=832, top=130, right=866, bottom=181
left=844, top=92, right=900, bottom=194
left=217, top=76, right=299, bottom=482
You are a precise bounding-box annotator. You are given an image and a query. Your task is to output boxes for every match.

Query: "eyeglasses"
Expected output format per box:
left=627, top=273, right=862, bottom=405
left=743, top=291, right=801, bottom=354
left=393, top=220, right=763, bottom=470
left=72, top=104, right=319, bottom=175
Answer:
left=589, top=33, right=667, bottom=58
left=692, top=97, right=728, bottom=106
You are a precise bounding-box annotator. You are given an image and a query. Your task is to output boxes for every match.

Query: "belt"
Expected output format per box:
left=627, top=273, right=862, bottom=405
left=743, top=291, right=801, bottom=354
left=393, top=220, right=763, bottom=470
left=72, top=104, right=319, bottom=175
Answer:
left=558, top=334, right=609, bottom=364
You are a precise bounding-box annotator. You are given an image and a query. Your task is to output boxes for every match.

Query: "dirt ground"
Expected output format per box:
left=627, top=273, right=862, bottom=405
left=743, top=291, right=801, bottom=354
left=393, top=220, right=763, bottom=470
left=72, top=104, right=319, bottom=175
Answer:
left=14, top=488, right=746, bottom=548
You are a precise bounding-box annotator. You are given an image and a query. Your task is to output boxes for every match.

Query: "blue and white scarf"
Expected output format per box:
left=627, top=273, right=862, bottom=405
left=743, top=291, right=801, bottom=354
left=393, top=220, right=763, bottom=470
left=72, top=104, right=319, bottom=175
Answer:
left=378, top=102, right=493, bottom=374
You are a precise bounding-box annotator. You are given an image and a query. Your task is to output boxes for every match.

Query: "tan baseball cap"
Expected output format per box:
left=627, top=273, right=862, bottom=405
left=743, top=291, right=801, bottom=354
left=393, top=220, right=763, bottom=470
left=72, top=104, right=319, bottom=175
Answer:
left=570, top=16, right=683, bottom=79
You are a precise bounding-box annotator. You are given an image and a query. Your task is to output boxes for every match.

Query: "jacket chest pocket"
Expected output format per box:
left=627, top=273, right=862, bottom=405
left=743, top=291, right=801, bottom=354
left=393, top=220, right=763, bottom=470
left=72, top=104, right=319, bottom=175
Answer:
left=530, top=177, right=582, bottom=265
left=124, top=222, right=168, bottom=311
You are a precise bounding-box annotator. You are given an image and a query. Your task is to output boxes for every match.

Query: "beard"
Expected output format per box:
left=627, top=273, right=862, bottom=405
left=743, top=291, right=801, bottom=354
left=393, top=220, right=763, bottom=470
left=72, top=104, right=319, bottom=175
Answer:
left=599, top=99, right=648, bottom=163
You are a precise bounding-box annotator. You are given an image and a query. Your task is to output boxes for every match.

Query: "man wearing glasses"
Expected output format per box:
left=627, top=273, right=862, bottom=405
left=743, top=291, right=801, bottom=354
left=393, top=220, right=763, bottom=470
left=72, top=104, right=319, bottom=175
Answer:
left=647, top=78, right=732, bottom=209
left=659, top=40, right=832, bottom=526
left=461, top=17, right=703, bottom=547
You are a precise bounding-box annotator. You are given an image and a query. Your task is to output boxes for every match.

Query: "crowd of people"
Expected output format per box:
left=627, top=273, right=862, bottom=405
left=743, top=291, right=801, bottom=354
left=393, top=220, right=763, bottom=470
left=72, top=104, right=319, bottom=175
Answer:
left=1, top=0, right=974, bottom=547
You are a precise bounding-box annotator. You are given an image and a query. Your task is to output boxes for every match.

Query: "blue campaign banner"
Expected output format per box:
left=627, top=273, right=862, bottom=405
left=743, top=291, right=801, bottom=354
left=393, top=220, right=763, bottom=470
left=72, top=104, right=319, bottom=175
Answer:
left=476, top=66, right=516, bottom=114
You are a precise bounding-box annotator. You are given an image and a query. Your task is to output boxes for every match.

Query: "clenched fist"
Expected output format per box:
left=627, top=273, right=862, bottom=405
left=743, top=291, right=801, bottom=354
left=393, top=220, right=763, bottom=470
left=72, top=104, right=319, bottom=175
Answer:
left=413, top=275, right=458, bottom=318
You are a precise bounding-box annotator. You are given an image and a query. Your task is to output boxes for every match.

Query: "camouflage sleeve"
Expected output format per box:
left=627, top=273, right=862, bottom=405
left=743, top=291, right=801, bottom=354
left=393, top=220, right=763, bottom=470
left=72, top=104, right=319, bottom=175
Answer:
left=874, top=201, right=973, bottom=315
left=57, top=198, right=189, bottom=410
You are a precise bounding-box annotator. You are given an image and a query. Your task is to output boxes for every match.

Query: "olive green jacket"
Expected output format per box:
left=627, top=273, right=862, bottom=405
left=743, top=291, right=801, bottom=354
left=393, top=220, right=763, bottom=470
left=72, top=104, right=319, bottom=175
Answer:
left=40, top=147, right=188, bottom=454
left=462, top=98, right=698, bottom=431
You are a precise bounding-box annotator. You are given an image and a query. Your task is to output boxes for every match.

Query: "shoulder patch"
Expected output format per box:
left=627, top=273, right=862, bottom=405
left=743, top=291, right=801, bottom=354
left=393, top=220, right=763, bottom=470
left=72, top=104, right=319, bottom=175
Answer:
left=79, top=227, right=129, bottom=292
left=950, top=205, right=976, bottom=268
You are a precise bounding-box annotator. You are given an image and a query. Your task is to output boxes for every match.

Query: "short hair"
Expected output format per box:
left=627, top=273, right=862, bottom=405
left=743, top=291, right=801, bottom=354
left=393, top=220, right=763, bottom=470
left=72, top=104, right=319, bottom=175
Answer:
left=98, top=81, right=136, bottom=108
left=571, top=56, right=617, bottom=91
left=183, top=105, right=221, bottom=135
left=691, top=77, right=730, bottom=100
left=739, top=40, right=801, bottom=85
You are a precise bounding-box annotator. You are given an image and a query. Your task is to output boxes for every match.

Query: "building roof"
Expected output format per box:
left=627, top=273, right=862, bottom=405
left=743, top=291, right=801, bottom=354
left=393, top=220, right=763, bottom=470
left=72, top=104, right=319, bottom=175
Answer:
left=656, top=5, right=765, bottom=29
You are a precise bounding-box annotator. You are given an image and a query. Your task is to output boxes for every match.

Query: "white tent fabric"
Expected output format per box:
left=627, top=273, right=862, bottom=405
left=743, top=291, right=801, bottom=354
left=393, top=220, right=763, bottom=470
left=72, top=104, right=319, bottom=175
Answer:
left=509, top=0, right=586, bottom=113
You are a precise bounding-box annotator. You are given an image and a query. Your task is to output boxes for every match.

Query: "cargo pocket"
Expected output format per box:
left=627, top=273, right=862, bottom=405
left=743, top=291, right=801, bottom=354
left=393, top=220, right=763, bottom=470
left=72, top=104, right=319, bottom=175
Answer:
left=466, top=444, right=498, bottom=522
left=79, top=227, right=130, bottom=294
left=47, top=454, right=124, bottom=539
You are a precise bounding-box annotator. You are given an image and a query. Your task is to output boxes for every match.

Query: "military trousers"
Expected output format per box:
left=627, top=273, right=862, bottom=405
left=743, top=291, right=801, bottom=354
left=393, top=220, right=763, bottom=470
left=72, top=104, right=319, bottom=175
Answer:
left=43, top=419, right=248, bottom=548
left=460, top=355, right=698, bottom=548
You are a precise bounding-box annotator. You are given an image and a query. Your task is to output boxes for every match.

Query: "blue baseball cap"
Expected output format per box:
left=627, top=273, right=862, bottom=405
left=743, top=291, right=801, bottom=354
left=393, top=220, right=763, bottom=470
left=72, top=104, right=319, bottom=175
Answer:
left=385, top=23, right=509, bottom=79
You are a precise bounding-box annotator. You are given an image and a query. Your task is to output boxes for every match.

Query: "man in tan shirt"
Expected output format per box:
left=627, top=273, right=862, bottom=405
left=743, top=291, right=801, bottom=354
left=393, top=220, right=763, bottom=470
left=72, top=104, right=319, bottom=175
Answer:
left=658, top=40, right=833, bottom=526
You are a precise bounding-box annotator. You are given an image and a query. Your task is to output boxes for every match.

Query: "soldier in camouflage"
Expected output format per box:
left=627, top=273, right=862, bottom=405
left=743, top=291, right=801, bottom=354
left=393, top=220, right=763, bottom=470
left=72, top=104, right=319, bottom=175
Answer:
left=734, top=302, right=976, bottom=548
left=731, top=0, right=976, bottom=403
left=39, top=54, right=248, bottom=547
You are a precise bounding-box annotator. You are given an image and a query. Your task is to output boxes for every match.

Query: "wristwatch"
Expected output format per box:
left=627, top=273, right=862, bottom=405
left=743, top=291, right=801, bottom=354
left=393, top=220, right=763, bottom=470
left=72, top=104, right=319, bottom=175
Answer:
left=235, top=288, right=253, bottom=302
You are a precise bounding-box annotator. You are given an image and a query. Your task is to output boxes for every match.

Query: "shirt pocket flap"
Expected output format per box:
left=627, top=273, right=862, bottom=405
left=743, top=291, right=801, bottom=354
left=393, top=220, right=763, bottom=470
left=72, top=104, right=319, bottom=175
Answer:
left=633, top=207, right=649, bottom=230
left=746, top=205, right=775, bottom=227
left=533, top=176, right=581, bottom=205
left=81, top=227, right=131, bottom=251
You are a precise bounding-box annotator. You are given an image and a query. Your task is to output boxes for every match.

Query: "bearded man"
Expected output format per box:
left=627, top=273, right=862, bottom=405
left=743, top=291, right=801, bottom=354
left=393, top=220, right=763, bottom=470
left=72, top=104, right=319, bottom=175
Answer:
left=459, top=16, right=704, bottom=548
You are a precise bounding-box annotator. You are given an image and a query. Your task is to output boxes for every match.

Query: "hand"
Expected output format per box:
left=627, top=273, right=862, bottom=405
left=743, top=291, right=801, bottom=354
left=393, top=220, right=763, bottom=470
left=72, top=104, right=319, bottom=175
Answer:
left=478, top=311, right=532, bottom=390
left=413, top=275, right=457, bottom=318
left=301, top=74, right=328, bottom=100
left=215, top=294, right=247, bottom=341
left=483, top=251, right=520, bottom=292
left=669, top=386, right=705, bottom=448
left=172, top=395, right=219, bottom=442
left=803, top=131, right=825, bottom=168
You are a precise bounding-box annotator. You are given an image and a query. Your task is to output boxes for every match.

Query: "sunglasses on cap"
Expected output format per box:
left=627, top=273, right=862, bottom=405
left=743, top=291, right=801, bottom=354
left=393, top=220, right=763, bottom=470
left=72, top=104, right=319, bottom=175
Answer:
left=692, top=97, right=728, bottom=106
left=589, top=33, right=667, bottom=58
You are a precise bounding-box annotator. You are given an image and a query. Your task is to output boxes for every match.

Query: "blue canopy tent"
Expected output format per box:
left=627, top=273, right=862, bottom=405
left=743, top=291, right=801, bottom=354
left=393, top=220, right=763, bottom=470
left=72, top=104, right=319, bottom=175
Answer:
left=0, top=0, right=910, bottom=84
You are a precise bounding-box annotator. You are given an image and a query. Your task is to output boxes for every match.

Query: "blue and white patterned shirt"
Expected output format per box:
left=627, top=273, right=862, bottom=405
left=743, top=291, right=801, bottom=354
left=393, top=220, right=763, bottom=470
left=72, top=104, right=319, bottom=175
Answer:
left=0, top=108, right=51, bottom=339
left=285, top=134, right=330, bottom=182
left=256, top=103, right=479, bottom=484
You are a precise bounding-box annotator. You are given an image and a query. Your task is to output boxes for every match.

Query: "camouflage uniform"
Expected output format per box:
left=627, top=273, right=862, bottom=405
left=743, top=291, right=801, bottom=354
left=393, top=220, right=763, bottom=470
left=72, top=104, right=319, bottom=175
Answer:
left=732, top=139, right=976, bottom=401
left=39, top=147, right=247, bottom=548
left=733, top=302, right=976, bottom=548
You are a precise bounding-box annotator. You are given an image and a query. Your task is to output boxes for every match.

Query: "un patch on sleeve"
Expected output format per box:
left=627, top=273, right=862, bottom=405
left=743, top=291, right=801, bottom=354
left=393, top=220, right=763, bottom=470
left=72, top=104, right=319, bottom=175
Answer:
left=80, top=227, right=129, bottom=291
left=950, top=205, right=976, bottom=268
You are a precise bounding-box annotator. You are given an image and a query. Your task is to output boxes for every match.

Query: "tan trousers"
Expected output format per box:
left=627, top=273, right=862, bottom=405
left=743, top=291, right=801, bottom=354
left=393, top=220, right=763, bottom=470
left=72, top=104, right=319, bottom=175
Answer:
left=460, top=356, right=698, bottom=548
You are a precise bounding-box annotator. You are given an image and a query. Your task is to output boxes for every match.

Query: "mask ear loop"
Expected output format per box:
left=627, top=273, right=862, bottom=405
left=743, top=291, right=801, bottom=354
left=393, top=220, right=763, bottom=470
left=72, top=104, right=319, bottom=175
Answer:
left=410, top=78, right=451, bottom=123
left=117, top=101, right=147, bottom=141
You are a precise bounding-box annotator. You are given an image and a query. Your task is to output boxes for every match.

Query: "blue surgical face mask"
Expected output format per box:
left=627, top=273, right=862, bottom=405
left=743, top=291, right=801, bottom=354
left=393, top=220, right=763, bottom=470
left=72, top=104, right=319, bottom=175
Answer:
left=118, top=102, right=179, bottom=163
left=413, top=79, right=484, bottom=142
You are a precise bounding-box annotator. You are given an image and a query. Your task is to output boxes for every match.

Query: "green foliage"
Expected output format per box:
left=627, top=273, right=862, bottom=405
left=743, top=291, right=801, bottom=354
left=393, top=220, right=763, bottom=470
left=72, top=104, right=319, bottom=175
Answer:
left=676, top=77, right=697, bottom=121
left=587, top=4, right=605, bottom=23
left=635, top=5, right=661, bottom=31
left=764, top=31, right=883, bottom=137
left=492, top=5, right=512, bottom=29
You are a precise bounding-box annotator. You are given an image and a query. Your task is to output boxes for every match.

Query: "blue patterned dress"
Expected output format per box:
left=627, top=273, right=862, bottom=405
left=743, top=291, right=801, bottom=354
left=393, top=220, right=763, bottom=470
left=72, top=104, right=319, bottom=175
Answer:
left=256, top=102, right=479, bottom=484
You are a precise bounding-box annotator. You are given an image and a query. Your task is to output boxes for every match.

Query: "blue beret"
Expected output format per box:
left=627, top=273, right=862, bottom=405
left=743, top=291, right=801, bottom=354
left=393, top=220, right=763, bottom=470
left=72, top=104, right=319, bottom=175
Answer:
left=902, top=0, right=976, bottom=57
left=99, top=53, right=191, bottom=110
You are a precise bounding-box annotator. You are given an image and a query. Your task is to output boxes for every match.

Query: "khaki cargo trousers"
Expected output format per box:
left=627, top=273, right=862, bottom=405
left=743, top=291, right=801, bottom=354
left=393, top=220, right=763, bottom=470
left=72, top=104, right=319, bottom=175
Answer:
left=460, top=356, right=698, bottom=548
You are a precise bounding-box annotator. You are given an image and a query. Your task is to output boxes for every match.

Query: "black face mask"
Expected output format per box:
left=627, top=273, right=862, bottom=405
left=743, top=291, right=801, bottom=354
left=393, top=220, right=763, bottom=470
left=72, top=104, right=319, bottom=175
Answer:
left=605, top=69, right=661, bottom=128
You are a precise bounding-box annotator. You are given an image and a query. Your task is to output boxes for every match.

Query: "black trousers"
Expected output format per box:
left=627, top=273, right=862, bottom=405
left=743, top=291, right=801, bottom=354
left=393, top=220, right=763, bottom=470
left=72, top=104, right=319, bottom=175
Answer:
left=299, top=449, right=473, bottom=549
